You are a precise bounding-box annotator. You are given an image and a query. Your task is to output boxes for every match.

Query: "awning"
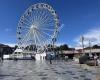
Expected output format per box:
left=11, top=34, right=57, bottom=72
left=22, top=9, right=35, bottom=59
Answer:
left=14, top=49, right=23, bottom=52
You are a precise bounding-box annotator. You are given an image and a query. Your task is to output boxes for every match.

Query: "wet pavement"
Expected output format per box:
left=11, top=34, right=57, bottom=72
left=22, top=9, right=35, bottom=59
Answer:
left=0, top=60, right=99, bottom=80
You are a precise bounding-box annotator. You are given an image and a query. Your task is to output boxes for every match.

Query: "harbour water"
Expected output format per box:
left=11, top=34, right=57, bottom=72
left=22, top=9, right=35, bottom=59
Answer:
left=0, top=60, right=99, bottom=80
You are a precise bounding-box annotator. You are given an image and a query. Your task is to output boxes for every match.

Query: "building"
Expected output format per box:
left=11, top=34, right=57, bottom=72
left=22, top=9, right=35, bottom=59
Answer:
left=84, top=49, right=100, bottom=58
left=59, top=48, right=100, bottom=59
left=0, top=44, right=14, bottom=60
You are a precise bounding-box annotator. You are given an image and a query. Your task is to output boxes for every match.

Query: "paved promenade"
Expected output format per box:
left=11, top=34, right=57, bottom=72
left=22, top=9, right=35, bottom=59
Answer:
left=0, top=60, right=99, bottom=80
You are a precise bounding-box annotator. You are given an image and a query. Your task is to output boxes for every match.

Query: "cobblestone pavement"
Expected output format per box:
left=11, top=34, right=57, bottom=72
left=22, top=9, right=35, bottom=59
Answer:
left=0, top=60, right=99, bottom=80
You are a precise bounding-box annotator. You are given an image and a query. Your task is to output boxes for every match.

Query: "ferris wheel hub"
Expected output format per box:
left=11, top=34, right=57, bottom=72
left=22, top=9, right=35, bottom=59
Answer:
left=31, top=25, right=37, bottom=29
left=30, top=25, right=39, bottom=32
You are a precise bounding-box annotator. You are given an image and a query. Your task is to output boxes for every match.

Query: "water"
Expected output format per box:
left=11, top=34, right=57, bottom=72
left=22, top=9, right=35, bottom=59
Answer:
left=0, top=60, right=98, bottom=80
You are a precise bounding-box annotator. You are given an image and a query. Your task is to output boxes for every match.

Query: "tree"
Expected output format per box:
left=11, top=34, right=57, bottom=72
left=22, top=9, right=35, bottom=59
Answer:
left=92, top=45, right=100, bottom=48
left=14, top=45, right=18, bottom=49
left=54, top=46, right=60, bottom=52
left=59, top=44, right=69, bottom=50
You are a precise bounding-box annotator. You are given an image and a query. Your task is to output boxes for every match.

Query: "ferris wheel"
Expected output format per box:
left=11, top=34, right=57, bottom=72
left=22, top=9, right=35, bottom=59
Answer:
left=17, top=3, right=60, bottom=52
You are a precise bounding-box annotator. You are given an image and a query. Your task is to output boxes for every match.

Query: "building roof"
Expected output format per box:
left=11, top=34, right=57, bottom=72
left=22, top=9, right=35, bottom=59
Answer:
left=84, top=49, right=100, bottom=53
left=61, top=50, right=79, bottom=54
left=60, top=49, right=100, bottom=55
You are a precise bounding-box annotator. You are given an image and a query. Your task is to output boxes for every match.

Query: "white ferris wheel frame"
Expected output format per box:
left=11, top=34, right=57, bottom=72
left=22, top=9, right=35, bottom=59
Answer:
left=17, top=3, right=60, bottom=52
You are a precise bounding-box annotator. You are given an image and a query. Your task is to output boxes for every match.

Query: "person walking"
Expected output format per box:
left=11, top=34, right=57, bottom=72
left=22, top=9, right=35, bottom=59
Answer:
left=0, top=52, right=3, bottom=62
left=49, top=54, right=52, bottom=64
left=94, top=54, right=98, bottom=67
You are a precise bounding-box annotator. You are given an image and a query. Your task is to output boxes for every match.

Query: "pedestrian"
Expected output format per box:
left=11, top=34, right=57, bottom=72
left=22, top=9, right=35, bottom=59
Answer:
left=0, top=52, right=3, bottom=62
left=50, top=54, right=52, bottom=64
left=94, top=54, right=98, bottom=67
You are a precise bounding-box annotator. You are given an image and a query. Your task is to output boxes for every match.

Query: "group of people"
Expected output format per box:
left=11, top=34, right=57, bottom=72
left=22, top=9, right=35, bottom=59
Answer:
left=79, top=53, right=99, bottom=66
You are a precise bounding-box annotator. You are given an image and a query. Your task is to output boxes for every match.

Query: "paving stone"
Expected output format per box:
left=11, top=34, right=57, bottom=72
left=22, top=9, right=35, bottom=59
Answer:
left=65, top=71, right=73, bottom=74
left=61, top=72, right=66, bottom=74
left=38, top=74, right=47, bottom=76
left=80, top=75, right=85, bottom=77
left=41, top=77, right=48, bottom=80
left=84, top=78, right=91, bottom=80
left=16, top=78, right=23, bottom=80
left=70, top=73, right=75, bottom=75
left=73, top=76, right=79, bottom=79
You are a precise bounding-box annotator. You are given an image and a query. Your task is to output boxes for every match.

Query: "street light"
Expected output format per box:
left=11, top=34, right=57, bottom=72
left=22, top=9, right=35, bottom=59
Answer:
left=81, top=36, right=85, bottom=55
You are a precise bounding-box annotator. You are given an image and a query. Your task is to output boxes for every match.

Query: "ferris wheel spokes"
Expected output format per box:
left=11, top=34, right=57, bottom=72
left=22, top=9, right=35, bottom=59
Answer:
left=17, top=3, right=60, bottom=54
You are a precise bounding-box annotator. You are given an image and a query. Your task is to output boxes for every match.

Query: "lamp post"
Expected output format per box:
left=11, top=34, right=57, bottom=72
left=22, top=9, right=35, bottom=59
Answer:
left=81, top=36, right=85, bottom=55
left=89, top=40, right=92, bottom=57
